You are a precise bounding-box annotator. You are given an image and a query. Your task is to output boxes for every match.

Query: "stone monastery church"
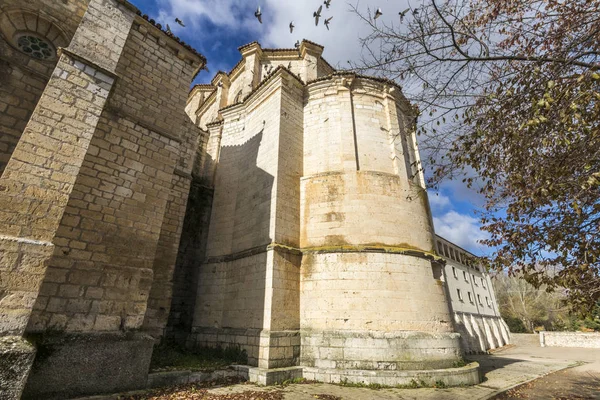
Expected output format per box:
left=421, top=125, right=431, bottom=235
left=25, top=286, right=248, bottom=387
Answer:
left=0, top=0, right=511, bottom=398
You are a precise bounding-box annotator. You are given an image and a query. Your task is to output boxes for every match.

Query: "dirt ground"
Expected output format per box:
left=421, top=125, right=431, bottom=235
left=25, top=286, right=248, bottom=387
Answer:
left=492, top=367, right=600, bottom=400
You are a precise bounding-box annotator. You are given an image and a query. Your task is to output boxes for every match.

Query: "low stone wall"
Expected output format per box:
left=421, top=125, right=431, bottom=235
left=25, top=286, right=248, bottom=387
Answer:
left=511, top=333, right=540, bottom=347
left=540, top=332, right=600, bottom=348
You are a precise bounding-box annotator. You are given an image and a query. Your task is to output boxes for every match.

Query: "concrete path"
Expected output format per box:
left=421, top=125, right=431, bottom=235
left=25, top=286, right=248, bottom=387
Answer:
left=206, top=343, right=598, bottom=400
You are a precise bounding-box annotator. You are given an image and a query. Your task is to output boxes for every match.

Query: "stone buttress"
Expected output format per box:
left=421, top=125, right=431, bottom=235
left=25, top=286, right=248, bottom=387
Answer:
left=0, top=0, right=206, bottom=398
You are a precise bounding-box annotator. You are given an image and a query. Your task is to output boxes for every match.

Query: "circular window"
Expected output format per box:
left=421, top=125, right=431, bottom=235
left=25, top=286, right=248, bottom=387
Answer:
left=14, top=33, right=56, bottom=60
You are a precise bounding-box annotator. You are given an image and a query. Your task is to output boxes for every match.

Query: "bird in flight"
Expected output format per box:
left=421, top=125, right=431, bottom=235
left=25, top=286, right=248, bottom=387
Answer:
left=289, top=21, right=295, bottom=33
left=255, top=6, right=262, bottom=24
left=324, top=0, right=332, bottom=8
left=314, top=5, right=323, bottom=26
left=295, top=40, right=300, bottom=48
left=399, top=8, right=409, bottom=21
left=374, top=8, right=382, bottom=19
left=175, top=17, right=185, bottom=27
left=324, top=16, right=333, bottom=30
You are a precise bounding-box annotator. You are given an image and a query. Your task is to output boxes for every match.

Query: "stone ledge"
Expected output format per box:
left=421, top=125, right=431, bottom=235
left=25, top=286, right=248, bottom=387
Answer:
left=147, top=367, right=243, bottom=389
left=238, top=365, right=303, bottom=385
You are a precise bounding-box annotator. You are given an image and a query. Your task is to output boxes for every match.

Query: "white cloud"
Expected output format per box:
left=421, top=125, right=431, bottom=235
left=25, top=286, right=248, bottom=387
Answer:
left=155, top=0, right=412, bottom=67
left=433, top=211, right=489, bottom=255
left=261, top=0, right=411, bottom=67
left=156, top=0, right=257, bottom=32
left=428, top=192, right=451, bottom=210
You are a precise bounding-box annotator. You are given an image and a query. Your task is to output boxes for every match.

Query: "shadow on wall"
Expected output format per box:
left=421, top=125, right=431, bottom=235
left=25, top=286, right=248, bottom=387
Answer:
left=167, top=127, right=275, bottom=342
left=166, top=180, right=213, bottom=337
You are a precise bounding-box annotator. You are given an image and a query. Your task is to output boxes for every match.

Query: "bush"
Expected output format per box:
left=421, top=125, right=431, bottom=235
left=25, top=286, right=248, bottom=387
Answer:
left=505, top=316, right=528, bottom=333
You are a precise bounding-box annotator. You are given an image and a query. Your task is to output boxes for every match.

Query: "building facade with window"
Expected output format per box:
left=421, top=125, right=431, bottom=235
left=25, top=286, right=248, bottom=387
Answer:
left=436, top=236, right=511, bottom=353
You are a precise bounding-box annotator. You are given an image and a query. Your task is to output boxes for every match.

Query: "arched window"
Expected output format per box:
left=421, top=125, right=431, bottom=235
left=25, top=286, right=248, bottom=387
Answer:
left=0, top=10, right=69, bottom=62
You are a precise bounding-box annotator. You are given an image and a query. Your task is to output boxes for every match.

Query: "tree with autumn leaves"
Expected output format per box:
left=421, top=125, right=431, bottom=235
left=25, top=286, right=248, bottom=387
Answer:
left=351, top=0, right=599, bottom=312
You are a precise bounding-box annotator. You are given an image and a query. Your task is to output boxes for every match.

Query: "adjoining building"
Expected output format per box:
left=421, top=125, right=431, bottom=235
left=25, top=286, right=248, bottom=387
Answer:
left=0, top=1, right=509, bottom=399
left=435, top=236, right=511, bottom=353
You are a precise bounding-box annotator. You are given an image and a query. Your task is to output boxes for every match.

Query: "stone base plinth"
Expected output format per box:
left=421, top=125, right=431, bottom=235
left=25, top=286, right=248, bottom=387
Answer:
left=0, top=336, right=36, bottom=400
left=236, top=362, right=480, bottom=387
left=301, top=330, right=463, bottom=371
left=302, top=362, right=481, bottom=387
left=22, top=332, right=154, bottom=400
left=236, top=365, right=304, bottom=385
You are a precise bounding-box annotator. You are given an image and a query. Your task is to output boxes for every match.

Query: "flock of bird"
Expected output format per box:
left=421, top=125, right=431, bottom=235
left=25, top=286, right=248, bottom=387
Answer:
left=168, top=3, right=417, bottom=45
left=254, top=1, right=334, bottom=32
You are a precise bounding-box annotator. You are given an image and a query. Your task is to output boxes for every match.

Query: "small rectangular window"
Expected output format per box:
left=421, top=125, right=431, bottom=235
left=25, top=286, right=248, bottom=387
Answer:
left=486, top=296, right=490, bottom=307
left=468, top=291, right=473, bottom=303
left=477, top=294, right=482, bottom=304
left=452, top=266, right=457, bottom=279
left=463, top=271, right=468, bottom=281
left=481, top=277, right=486, bottom=288
left=473, top=274, right=477, bottom=285
left=457, top=289, right=463, bottom=301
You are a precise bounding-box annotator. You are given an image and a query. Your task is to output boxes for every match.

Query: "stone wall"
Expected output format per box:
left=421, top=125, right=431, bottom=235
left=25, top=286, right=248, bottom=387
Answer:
left=24, top=9, right=204, bottom=335
left=187, top=70, right=305, bottom=369
left=0, top=0, right=206, bottom=397
left=540, top=331, right=600, bottom=348
left=300, top=252, right=461, bottom=370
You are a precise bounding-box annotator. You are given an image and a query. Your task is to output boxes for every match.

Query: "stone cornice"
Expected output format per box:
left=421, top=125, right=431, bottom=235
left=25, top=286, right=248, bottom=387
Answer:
left=203, top=242, right=444, bottom=264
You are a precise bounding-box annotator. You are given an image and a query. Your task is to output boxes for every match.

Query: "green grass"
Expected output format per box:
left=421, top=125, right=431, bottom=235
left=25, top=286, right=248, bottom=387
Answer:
left=149, top=342, right=248, bottom=372
left=452, top=359, right=468, bottom=368
left=335, top=378, right=447, bottom=390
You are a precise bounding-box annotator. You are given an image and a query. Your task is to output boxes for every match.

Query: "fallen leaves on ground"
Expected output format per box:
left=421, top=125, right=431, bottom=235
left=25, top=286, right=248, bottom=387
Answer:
left=492, top=369, right=600, bottom=399
left=120, top=378, right=284, bottom=400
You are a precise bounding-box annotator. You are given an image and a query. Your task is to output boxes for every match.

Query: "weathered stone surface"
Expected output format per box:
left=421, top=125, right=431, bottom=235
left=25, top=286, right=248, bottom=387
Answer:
left=0, top=336, right=36, bottom=400
left=0, top=0, right=206, bottom=398
left=22, top=332, right=154, bottom=400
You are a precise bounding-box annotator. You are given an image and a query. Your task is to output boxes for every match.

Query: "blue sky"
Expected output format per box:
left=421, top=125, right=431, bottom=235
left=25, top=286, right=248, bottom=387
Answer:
left=129, top=0, right=491, bottom=255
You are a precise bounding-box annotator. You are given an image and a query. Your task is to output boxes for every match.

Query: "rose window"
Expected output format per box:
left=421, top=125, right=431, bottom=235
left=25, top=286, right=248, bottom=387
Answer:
left=15, top=34, right=55, bottom=60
